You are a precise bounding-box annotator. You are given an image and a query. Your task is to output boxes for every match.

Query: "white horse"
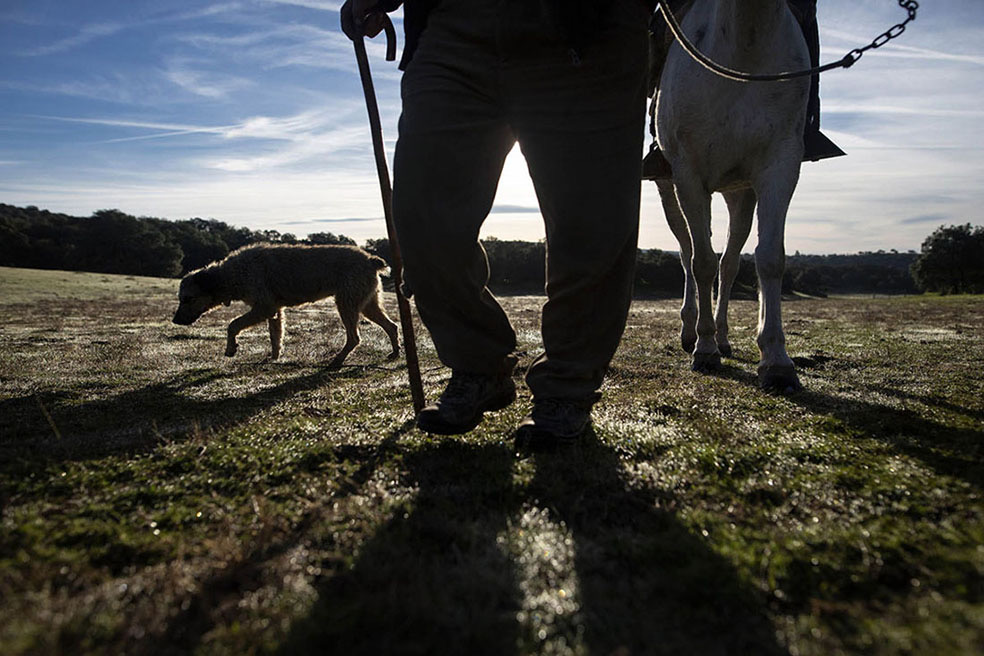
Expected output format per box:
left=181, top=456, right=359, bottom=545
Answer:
left=654, top=0, right=809, bottom=391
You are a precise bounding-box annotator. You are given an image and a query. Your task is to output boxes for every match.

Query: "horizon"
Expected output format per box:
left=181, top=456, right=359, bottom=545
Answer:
left=2, top=1, right=983, bottom=254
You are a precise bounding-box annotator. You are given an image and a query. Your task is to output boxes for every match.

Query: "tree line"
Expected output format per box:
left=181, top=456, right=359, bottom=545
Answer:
left=1, top=203, right=981, bottom=295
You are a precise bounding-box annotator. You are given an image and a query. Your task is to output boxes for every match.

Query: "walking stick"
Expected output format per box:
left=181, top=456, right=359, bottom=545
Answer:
left=352, top=18, right=426, bottom=413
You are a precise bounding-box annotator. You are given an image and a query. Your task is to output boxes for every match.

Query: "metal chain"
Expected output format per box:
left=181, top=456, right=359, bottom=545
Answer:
left=659, top=0, right=919, bottom=83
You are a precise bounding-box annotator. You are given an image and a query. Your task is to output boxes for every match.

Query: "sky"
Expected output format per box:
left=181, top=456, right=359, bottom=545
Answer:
left=1, top=0, right=982, bottom=254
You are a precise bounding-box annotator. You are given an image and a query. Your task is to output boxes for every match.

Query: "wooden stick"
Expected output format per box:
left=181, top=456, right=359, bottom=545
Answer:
left=353, top=26, right=426, bottom=413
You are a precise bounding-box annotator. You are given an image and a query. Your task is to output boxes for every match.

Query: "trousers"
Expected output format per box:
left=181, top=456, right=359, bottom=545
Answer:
left=392, top=0, right=650, bottom=400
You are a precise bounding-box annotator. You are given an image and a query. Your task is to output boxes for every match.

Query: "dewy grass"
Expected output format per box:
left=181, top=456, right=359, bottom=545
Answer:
left=1, top=265, right=982, bottom=655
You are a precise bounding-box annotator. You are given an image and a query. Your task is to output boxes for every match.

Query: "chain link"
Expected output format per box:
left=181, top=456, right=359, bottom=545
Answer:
left=840, top=0, right=919, bottom=69
left=660, top=0, right=919, bottom=82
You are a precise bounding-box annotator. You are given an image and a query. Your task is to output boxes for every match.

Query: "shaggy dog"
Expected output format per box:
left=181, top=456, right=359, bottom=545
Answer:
left=172, top=243, right=400, bottom=367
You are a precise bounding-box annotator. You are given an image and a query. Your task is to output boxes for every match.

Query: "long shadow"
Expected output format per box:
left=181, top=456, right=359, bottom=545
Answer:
left=789, top=388, right=984, bottom=490
left=704, top=357, right=984, bottom=490
left=275, top=440, right=523, bottom=655
left=273, top=432, right=788, bottom=655
left=145, top=422, right=414, bottom=656
left=530, top=431, right=789, bottom=655
left=0, top=365, right=366, bottom=465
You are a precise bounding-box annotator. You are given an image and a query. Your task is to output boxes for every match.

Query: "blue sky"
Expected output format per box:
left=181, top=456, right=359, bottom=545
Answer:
left=1, top=0, right=982, bottom=254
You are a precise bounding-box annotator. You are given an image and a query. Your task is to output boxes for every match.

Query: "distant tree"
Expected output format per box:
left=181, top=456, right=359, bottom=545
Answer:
left=364, top=238, right=392, bottom=265
left=149, top=218, right=230, bottom=274
left=77, top=210, right=183, bottom=277
left=634, top=249, right=684, bottom=295
left=256, top=229, right=297, bottom=244
left=307, top=232, right=356, bottom=246
left=911, top=223, right=984, bottom=294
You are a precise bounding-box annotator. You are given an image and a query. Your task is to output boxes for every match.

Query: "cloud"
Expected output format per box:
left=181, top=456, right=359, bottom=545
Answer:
left=163, top=60, right=253, bottom=99
left=821, top=29, right=984, bottom=67
left=900, top=214, right=948, bottom=226
left=19, top=22, right=125, bottom=56
left=262, top=0, right=345, bottom=11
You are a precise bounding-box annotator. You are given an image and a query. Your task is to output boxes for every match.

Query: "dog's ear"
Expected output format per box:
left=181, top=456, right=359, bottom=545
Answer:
left=223, top=300, right=231, bottom=307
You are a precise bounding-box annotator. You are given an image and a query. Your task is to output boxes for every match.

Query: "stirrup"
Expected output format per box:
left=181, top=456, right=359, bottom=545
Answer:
left=642, top=144, right=673, bottom=181
left=803, top=130, right=846, bottom=162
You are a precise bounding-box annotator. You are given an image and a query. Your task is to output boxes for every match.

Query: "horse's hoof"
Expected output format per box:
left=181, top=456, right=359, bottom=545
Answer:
left=717, top=343, right=733, bottom=358
left=758, top=365, right=802, bottom=393
left=681, top=336, right=697, bottom=354
left=691, top=351, right=721, bottom=373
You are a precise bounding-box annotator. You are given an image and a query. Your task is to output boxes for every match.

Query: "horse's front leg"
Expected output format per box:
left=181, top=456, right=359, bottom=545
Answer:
left=754, top=173, right=801, bottom=391
left=657, top=179, right=697, bottom=352
left=674, top=176, right=720, bottom=372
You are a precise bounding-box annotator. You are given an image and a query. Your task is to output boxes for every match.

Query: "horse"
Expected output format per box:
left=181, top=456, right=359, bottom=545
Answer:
left=653, top=0, right=810, bottom=391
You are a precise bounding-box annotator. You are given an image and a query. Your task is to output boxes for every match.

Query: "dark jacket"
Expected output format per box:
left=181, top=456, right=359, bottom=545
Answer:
left=380, top=0, right=658, bottom=70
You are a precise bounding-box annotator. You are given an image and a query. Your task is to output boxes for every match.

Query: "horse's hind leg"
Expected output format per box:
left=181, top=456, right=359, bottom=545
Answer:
left=717, top=189, right=755, bottom=358
left=657, top=179, right=697, bottom=353
left=754, top=169, right=801, bottom=391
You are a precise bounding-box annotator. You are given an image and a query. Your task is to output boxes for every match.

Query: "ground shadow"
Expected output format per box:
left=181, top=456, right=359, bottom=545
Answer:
left=789, top=388, right=984, bottom=490
left=143, top=423, right=415, bottom=656
left=0, top=364, right=369, bottom=464
left=530, top=430, right=789, bottom=656
left=275, top=439, right=524, bottom=655
left=700, top=355, right=984, bottom=490
left=272, top=431, right=788, bottom=655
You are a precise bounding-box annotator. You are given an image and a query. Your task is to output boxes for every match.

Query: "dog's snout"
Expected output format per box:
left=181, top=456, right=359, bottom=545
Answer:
left=172, top=307, right=196, bottom=325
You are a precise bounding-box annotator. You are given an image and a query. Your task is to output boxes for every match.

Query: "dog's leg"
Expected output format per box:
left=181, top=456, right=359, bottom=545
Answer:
left=268, top=309, right=285, bottom=360
left=361, top=293, right=400, bottom=360
left=226, top=307, right=273, bottom=357
left=328, top=297, right=361, bottom=369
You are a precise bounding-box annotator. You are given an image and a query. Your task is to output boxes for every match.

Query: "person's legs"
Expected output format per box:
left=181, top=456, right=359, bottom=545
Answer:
left=392, top=0, right=517, bottom=377
left=392, top=0, right=520, bottom=433
left=504, top=0, right=650, bottom=442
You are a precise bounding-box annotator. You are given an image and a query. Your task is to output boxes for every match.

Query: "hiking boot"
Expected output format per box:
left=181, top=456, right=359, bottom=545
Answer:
left=513, top=397, right=596, bottom=453
left=416, top=371, right=517, bottom=435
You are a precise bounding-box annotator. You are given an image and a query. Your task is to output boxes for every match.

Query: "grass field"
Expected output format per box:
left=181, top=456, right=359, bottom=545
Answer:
left=1, top=265, right=982, bottom=655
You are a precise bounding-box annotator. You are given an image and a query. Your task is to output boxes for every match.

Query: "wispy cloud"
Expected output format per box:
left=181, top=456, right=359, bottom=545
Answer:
left=821, top=28, right=984, bottom=67
left=900, top=214, right=948, bottom=225
left=164, top=59, right=253, bottom=99
left=262, top=0, right=344, bottom=11
left=19, top=22, right=125, bottom=56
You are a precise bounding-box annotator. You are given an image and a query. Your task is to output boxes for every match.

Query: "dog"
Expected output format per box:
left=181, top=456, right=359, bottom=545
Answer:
left=172, top=243, right=400, bottom=367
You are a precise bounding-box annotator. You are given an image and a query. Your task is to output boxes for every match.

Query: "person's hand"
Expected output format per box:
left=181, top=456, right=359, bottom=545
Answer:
left=340, top=0, right=387, bottom=40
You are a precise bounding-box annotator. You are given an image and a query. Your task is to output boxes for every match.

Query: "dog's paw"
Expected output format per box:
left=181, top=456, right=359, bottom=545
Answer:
left=386, top=349, right=400, bottom=361
left=225, top=344, right=238, bottom=357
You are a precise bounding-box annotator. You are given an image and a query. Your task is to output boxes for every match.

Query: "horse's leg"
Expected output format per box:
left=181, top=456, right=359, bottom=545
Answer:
left=656, top=179, right=697, bottom=353
left=754, top=168, right=801, bottom=391
left=673, top=173, right=719, bottom=372
left=717, top=189, right=756, bottom=358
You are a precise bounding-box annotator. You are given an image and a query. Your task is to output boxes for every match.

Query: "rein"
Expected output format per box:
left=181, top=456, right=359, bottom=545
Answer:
left=659, top=0, right=919, bottom=83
